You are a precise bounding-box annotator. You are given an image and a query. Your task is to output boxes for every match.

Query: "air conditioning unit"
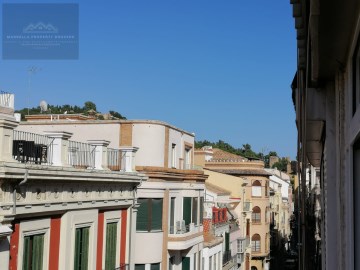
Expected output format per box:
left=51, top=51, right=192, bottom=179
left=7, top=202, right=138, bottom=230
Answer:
left=176, top=220, right=186, bottom=234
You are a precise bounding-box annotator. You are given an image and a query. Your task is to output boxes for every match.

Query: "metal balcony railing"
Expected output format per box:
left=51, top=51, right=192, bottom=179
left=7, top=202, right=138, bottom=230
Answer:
left=13, top=130, right=54, bottom=165
left=169, top=221, right=197, bottom=234
left=68, top=140, right=95, bottom=169
left=107, top=148, right=123, bottom=171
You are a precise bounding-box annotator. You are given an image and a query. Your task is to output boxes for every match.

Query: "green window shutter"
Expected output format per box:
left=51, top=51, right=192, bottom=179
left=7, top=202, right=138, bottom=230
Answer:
left=135, top=264, right=145, bottom=270
left=137, top=198, right=149, bottom=231
left=151, top=198, right=163, bottom=231
left=105, top=223, right=117, bottom=270
left=192, top=197, right=198, bottom=225
left=32, top=234, right=44, bottom=270
left=182, top=257, right=190, bottom=270
left=200, top=197, right=204, bottom=224
left=151, top=263, right=161, bottom=270
left=225, top=232, right=230, bottom=251
left=74, top=227, right=90, bottom=270
left=81, top=227, right=89, bottom=270
left=22, top=234, right=44, bottom=270
left=183, top=197, right=192, bottom=226
left=22, top=236, right=31, bottom=270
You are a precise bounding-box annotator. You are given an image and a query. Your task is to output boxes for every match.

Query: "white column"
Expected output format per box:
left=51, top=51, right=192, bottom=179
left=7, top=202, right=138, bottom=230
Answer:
left=119, top=147, right=139, bottom=172
left=44, top=131, right=72, bottom=166
left=88, top=140, right=110, bottom=170
left=0, top=114, right=18, bottom=162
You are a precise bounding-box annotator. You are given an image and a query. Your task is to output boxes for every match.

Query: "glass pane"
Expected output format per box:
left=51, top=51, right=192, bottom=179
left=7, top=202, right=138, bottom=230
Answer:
left=151, top=263, right=160, bottom=270
left=192, top=197, right=198, bottom=225
left=74, top=227, right=90, bottom=270
left=200, top=197, right=204, bottom=224
left=182, top=257, right=190, bottom=270
left=105, top=223, right=117, bottom=270
left=170, top=198, right=175, bottom=234
left=151, top=198, right=163, bottom=231
left=137, top=198, right=149, bottom=231
left=135, top=264, right=145, bottom=270
left=183, top=197, right=192, bottom=226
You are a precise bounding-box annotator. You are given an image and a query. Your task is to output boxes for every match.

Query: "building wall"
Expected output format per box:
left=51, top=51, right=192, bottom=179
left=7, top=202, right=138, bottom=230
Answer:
left=132, top=123, right=166, bottom=167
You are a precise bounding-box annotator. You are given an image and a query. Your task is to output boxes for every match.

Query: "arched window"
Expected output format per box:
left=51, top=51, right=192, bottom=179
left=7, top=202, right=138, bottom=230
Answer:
left=252, top=180, right=262, bottom=197
left=251, top=234, right=261, bottom=252
left=252, top=206, right=261, bottom=223
left=251, top=267, right=258, bottom=270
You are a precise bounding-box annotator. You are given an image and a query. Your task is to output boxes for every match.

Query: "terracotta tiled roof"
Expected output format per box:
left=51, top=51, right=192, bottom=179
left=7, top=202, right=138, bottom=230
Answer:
left=208, top=168, right=272, bottom=176
left=211, top=148, right=247, bottom=161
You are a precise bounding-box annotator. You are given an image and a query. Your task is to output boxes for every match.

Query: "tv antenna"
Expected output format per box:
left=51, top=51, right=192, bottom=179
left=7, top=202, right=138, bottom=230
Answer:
left=27, top=66, right=41, bottom=115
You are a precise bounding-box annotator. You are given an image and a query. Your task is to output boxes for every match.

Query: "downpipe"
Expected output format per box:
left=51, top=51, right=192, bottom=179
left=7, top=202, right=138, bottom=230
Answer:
left=12, top=169, right=29, bottom=215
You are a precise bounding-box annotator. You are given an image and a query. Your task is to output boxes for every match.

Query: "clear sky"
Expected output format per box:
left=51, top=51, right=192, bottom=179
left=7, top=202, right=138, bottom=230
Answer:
left=0, top=0, right=297, bottom=158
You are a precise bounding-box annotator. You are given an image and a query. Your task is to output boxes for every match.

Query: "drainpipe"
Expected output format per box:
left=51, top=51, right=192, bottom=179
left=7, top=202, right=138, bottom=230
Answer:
left=12, top=169, right=28, bottom=215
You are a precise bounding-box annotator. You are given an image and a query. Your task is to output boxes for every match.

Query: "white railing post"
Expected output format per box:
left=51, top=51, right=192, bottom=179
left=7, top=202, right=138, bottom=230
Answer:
left=87, top=140, right=110, bottom=170
left=44, top=131, right=72, bottom=166
left=119, top=146, right=139, bottom=172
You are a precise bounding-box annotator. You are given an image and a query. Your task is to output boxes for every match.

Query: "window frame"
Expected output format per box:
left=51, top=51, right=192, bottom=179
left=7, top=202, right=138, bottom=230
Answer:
left=251, top=234, right=261, bottom=253
left=252, top=206, right=261, bottom=223
left=252, top=180, right=262, bottom=197
left=18, top=218, right=50, bottom=270
left=136, top=198, right=163, bottom=232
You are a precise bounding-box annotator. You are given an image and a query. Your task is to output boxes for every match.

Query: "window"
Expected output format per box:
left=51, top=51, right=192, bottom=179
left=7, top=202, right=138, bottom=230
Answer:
left=183, top=197, right=199, bottom=226
left=105, top=222, right=117, bottom=270
left=22, top=234, right=44, bottom=270
left=184, top=147, right=191, bottom=169
left=74, top=227, right=90, bottom=270
left=182, top=257, right=190, bottom=270
left=171, top=144, right=177, bottom=168
left=225, top=232, right=230, bottom=251
left=137, top=198, right=163, bottom=232
left=135, top=265, right=145, bottom=270
left=151, top=263, right=160, bottom=270
left=251, top=234, right=261, bottom=252
left=237, top=239, right=244, bottom=253
left=252, top=206, right=261, bottom=223
left=169, top=197, right=175, bottom=233
left=251, top=267, right=258, bottom=270
left=252, top=180, right=262, bottom=197
left=200, top=197, right=204, bottom=224
left=169, top=256, right=174, bottom=270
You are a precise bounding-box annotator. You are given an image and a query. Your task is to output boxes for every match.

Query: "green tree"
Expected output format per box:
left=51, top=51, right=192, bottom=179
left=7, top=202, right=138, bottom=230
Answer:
left=272, top=157, right=289, bottom=172
left=83, top=101, right=97, bottom=112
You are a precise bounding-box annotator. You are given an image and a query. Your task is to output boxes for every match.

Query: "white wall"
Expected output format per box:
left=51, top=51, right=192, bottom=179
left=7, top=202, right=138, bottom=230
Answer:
left=132, top=123, right=165, bottom=167
left=134, top=232, right=163, bottom=263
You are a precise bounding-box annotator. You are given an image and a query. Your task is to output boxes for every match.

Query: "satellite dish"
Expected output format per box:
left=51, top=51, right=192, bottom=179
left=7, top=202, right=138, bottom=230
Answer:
left=39, top=100, right=48, bottom=113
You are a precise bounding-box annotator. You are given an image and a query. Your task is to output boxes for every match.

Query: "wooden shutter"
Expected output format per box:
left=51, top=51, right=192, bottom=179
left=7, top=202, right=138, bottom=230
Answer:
left=22, top=234, right=44, bottom=270
left=183, top=197, right=192, bottom=226
left=32, top=234, right=44, bottom=270
left=151, top=198, right=163, bottom=231
left=137, top=199, right=149, bottom=231
left=74, top=227, right=90, bottom=270
left=182, top=257, right=190, bottom=270
left=105, top=223, right=117, bottom=270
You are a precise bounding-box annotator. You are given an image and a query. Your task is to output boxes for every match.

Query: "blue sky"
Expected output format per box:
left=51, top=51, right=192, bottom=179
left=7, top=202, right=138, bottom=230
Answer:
left=0, top=0, right=297, bottom=158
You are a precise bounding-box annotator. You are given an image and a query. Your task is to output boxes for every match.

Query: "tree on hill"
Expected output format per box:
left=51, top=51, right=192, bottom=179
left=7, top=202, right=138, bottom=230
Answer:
left=272, top=157, right=289, bottom=172
left=15, top=101, right=127, bottom=121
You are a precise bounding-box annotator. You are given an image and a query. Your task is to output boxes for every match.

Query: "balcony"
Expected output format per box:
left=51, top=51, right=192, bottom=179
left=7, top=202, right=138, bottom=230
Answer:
left=12, top=130, right=138, bottom=172
left=115, top=264, right=129, bottom=270
left=168, top=221, right=203, bottom=250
